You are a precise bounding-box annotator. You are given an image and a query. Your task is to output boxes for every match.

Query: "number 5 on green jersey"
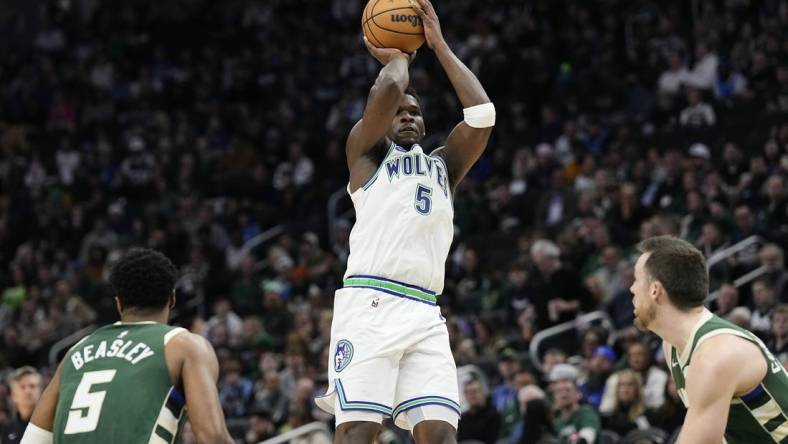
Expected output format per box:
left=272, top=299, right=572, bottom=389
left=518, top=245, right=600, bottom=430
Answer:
left=63, top=370, right=117, bottom=434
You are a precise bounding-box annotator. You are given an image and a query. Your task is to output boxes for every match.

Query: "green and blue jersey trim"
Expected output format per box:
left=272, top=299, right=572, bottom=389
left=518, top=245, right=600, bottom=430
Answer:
left=316, top=380, right=460, bottom=419
left=393, top=395, right=462, bottom=418
left=343, top=274, right=438, bottom=305
left=334, top=379, right=393, bottom=415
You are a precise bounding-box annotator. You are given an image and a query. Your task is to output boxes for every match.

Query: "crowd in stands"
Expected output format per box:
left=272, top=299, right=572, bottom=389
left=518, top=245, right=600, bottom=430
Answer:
left=1, top=0, right=788, bottom=442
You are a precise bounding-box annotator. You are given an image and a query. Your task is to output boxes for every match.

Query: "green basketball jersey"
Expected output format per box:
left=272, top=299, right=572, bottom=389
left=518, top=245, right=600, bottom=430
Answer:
left=668, top=310, right=788, bottom=444
left=53, top=322, right=188, bottom=444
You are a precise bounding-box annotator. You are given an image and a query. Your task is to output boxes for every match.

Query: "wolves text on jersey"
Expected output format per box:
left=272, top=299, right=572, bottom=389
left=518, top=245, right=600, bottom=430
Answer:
left=384, top=152, right=449, bottom=198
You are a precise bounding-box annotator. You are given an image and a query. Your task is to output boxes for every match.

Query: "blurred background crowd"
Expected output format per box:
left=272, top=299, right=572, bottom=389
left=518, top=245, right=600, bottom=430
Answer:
left=1, top=0, right=787, bottom=443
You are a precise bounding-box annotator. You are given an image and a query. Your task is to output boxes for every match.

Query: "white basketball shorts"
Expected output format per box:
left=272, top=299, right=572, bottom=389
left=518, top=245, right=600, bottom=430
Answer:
left=315, top=276, right=460, bottom=431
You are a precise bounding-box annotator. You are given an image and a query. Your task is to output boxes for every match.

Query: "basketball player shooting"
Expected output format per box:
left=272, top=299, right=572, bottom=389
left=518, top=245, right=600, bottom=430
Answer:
left=314, top=0, right=494, bottom=443
left=630, top=236, right=788, bottom=444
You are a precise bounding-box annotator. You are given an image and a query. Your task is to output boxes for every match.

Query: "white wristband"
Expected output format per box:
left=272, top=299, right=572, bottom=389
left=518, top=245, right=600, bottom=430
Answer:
left=21, top=423, right=53, bottom=444
left=463, top=102, right=496, bottom=128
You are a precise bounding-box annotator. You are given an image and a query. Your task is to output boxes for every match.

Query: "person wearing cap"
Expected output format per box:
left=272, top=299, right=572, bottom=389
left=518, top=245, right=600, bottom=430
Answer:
left=491, top=348, right=521, bottom=440
left=580, top=346, right=616, bottom=408
left=549, top=363, right=600, bottom=444
left=260, top=279, right=292, bottom=348
left=1, top=367, right=42, bottom=444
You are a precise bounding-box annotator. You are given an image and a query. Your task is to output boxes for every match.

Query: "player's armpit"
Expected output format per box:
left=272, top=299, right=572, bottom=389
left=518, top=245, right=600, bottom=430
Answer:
left=25, top=361, right=63, bottom=435
left=174, top=333, right=234, bottom=444
left=676, top=337, right=745, bottom=444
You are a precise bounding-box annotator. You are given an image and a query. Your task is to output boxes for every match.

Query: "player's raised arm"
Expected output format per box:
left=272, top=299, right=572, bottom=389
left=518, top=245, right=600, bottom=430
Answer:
left=413, top=0, right=494, bottom=189
left=170, top=333, right=233, bottom=444
left=346, top=38, right=412, bottom=175
left=677, top=335, right=766, bottom=444
left=20, top=364, right=62, bottom=444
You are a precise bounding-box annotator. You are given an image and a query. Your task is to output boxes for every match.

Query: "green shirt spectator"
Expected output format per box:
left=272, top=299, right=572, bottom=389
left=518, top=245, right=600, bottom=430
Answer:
left=549, top=363, right=601, bottom=443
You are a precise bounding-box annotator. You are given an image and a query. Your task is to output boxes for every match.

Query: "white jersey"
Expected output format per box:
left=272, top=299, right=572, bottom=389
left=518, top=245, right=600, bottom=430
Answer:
left=344, top=141, right=453, bottom=294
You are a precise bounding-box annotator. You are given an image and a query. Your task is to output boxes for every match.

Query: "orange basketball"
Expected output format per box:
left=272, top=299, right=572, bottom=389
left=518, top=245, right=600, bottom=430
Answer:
left=362, top=0, right=425, bottom=54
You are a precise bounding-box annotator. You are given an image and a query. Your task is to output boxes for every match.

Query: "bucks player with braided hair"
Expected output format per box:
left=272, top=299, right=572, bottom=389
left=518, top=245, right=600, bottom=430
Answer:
left=21, top=248, right=233, bottom=444
left=630, top=236, right=788, bottom=443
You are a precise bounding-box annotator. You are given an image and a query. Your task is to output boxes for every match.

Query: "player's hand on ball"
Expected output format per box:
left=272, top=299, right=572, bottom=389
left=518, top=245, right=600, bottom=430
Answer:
left=412, top=0, right=444, bottom=49
left=364, top=37, right=413, bottom=65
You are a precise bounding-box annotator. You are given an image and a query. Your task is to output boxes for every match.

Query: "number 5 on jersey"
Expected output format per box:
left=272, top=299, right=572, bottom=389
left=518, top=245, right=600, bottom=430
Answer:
left=64, top=370, right=117, bottom=434
left=414, top=184, right=433, bottom=215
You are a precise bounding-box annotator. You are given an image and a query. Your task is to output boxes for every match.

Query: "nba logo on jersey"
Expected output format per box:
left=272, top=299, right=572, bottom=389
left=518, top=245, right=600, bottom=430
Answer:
left=334, top=339, right=354, bottom=372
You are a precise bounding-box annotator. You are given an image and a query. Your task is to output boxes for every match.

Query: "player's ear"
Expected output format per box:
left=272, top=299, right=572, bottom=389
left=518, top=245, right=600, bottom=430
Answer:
left=169, top=290, right=176, bottom=310
left=650, top=281, right=661, bottom=299
left=115, top=296, right=123, bottom=314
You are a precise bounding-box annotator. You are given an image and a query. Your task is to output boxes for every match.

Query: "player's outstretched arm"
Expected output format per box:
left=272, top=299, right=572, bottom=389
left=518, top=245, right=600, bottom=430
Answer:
left=413, top=0, right=494, bottom=188
left=172, top=333, right=234, bottom=444
left=346, top=38, right=412, bottom=184
left=20, top=363, right=63, bottom=444
left=677, top=335, right=766, bottom=444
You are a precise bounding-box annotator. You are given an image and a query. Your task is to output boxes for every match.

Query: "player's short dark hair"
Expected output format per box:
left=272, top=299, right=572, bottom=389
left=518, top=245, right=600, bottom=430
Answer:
left=109, top=248, right=178, bottom=310
left=405, top=87, right=422, bottom=109
left=637, top=236, right=708, bottom=310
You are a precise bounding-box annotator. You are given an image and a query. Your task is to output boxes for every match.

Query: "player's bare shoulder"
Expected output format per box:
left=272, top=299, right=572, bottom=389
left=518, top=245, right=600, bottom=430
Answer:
left=163, top=329, right=218, bottom=386
left=690, top=333, right=767, bottom=396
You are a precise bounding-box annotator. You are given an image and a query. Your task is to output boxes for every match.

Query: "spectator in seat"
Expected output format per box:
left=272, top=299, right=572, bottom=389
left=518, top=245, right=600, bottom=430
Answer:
left=657, top=52, right=689, bottom=96
left=492, top=348, right=521, bottom=414
left=542, top=348, right=568, bottom=381
left=685, top=41, right=719, bottom=91
left=679, top=88, right=715, bottom=127
left=218, top=359, right=254, bottom=418
left=758, top=243, right=788, bottom=302
left=508, top=385, right=556, bottom=444
left=549, top=364, right=600, bottom=444
left=580, top=346, right=616, bottom=408
left=751, top=278, right=777, bottom=338
left=0, top=367, right=42, bottom=444
left=601, top=369, right=651, bottom=437
left=713, top=283, right=739, bottom=317
left=527, top=239, right=594, bottom=329
left=253, top=370, right=290, bottom=426
left=600, top=342, right=667, bottom=413
left=760, top=176, right=788, bottom=245
left=767, top=304, right=788, bottom=366
left=604, top=264, right=636, bottom=329
left=458, top=378, right=501, bottom=444
left=714, top=61, right=750, bottom=104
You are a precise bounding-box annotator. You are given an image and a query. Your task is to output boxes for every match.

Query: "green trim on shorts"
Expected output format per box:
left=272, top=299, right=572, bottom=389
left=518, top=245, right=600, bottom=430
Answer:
left=343, top=276, right=438, bottom=305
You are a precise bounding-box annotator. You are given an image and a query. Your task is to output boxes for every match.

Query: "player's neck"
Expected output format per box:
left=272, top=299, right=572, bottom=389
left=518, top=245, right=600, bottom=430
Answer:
left=653, top=305, right=707, bottom=353
left=120, top=308, right=169, bottom=325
